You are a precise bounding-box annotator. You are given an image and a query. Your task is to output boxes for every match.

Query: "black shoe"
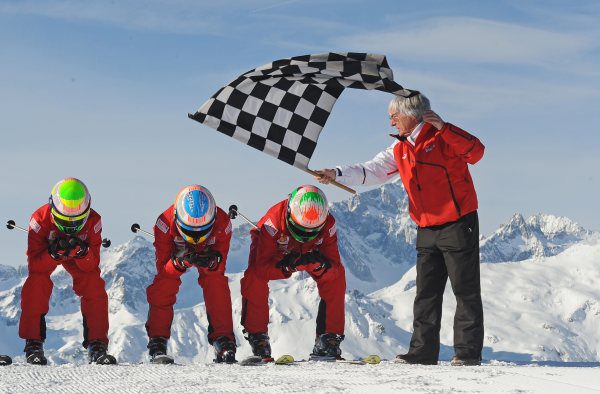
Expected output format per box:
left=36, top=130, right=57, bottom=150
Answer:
left=24, top=340, right=47, bottom=366
left=395, top=353, right=438, bottom=365
left=451, top=356, right=481, bottom=366
left=88, top=341, right=117, bottom=365
left=245, top=332, right=273, bottom=361
left=310, top=333, right=344, bottom=360
left=0, top=355, right=12, bottom=366
left=213, top=336, right=236, bottom=364
left=148, top=337, right=174, bottom=364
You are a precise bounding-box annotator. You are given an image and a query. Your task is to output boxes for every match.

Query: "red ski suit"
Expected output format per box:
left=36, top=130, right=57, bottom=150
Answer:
left=393, top=123, right=485, bottom=227
left=145, top=205, right=234, bottom=343
left=240, top=199, right=346, bottom=336
left=19, top=204, right=109, bottom=347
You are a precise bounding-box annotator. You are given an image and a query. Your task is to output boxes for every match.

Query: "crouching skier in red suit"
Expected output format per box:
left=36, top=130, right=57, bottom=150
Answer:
left=19, top=178, right=115, bottom=365
left=240, top=185, right=346, bottom=361
left=145, top=185, right=236, bottom=364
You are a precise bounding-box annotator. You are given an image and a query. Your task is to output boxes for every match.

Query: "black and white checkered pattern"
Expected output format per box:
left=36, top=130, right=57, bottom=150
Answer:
left=188, top=52, right=416, bottom=169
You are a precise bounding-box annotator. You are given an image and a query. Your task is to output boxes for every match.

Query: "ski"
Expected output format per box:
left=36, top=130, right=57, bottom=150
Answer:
left=239, top=356, right=275, bottom=366
left=275, top=354, right=381, bottom=365
left=0, top=355, right=12, bottom=366
left=150, top=354, right=175, bottom=365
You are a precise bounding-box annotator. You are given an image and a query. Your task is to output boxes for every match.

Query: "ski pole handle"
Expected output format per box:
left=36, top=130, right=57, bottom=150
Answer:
left=228, top=205, right=258, bottom=229
left=131, top=223, right=155, bottom=238
left=6, top=220, right=28, bottom=233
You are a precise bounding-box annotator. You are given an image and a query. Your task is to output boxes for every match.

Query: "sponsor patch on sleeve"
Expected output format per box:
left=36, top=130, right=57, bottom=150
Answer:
left=225, top=220, right=232, bottom=235
left=94, top=220, right=102, bottom=234
left=263, top=218, right=278, bottom=237
left=329, top=223, right=337, bottom=237
left=156, top=217, right=169, bottom=234
left=29, top=218, right=41, bottom=233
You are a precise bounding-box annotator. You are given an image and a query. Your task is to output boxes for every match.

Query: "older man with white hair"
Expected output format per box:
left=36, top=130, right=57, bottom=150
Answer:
left=315, top=93, right=485, bottom=366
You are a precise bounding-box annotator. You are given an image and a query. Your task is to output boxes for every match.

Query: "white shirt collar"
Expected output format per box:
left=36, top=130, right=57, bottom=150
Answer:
left=407, top=122, right=424, bottom=146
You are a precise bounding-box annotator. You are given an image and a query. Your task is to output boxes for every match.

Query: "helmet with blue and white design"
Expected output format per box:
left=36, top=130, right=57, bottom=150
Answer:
left=173, top=185, right=216, bottom=245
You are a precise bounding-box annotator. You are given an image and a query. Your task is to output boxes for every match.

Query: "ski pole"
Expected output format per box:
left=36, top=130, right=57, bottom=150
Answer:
left=228, top=205, right=258, bottom=229
left=131, top=223, right=154, bottom=238
left=6, top=220, right=112, bottom=248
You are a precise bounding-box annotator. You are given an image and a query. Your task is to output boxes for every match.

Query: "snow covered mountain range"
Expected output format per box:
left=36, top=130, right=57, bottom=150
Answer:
left=0, top=180, right=598, bottom=364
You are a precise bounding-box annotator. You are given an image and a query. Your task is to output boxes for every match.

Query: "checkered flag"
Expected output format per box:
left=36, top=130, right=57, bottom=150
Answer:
left=188, top=52, right=416, bottom=173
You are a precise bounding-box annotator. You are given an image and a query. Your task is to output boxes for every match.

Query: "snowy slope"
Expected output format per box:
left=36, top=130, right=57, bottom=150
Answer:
left=376, top=234, right=600, bottom=362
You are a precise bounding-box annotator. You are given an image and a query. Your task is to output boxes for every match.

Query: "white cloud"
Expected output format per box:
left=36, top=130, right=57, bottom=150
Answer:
left=333, top=17, right=595, bottom=67
left=0, top=0, right=279, bottom=34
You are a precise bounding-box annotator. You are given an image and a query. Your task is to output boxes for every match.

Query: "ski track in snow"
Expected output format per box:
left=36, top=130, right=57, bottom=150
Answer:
left=1, top=362, right=599, bottom=393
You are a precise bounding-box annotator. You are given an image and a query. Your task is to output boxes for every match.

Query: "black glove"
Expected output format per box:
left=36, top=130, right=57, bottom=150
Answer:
left=48, top=238, right=70, bottom=260
left=171, top=249, right=194, bottom=272
left=188, top=250, right=222, bottom=271
left=295, top=251, right=332, bottom=277
left=68, top=237, right=89, bottom=259
left=276, top=252, right=300, bottom=275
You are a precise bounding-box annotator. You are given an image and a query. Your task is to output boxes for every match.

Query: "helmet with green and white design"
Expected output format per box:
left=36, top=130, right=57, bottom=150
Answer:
left=286, top=185, right=329, bottom=243
left=49, top=178, right=91, bottom=235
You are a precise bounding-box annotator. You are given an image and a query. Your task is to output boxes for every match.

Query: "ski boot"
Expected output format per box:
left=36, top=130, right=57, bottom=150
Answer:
left=0, top=355, right=12, bottom=366
left=245, top=332, right=273, bottom=362
left=394, top=353, right=437, bottom=365
left=310, top=333, right=344, bottom=361
left=24, top=340, right=47, bottom=365
left=451, top=356, right=481, bottom=366
left=213, top=336, right=237, bottom=364
left=88, top=341, right=117, bottom=365
left=148, top=337, right=174, bottom=364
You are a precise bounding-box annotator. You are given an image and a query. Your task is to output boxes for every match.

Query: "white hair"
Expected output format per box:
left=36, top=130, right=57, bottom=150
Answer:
left=388, top=93, right=430, bottom=121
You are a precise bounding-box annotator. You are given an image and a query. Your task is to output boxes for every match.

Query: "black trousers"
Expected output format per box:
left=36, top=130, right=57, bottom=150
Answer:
left=408, top=211, right=484, bottom=360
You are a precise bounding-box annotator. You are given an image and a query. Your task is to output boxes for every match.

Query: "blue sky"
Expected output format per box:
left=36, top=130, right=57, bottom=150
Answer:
left=1, top=0, right=599, bottom=267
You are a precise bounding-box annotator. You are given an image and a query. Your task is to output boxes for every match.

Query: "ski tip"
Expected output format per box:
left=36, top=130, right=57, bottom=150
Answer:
left=274, top=354, right=295, bottom=365
left=362, top=355, right=381, bottom=364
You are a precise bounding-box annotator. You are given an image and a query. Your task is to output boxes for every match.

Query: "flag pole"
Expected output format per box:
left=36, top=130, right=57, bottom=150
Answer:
left=302, top=168, right=356, bottom=194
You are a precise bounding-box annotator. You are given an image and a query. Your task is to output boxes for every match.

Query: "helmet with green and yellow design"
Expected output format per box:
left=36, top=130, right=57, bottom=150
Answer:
left=49, top=178, right=91, bottom=235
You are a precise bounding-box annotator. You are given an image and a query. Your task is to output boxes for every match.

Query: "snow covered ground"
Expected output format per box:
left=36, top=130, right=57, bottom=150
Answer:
left=1, top=361, right=599, bottom=393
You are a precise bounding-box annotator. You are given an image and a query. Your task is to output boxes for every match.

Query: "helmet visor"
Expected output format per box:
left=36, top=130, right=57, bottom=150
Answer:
left=286, top=215, right=324, bottom=243
left=175, top=217, right=215, bottom=245
left=51, top=208, right=89, bottom=235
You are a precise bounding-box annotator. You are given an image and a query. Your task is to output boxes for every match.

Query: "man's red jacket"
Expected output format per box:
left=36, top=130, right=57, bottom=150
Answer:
left=393, top=123, right=485, bottom=227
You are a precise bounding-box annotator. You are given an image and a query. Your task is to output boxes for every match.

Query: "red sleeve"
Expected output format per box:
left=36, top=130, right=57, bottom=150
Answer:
left=153, top=213, right=179, bottom=277
left=249, top=222, right=290, bottom=281
left=26, top=211, right=59, bottom=274
left=313, top=217, right=342, bottom=281
left=439, top=123, right=485, bottom=164
left=199, top=210, right=232, bottom=275
left=72, top=212, right=102, bottom=272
